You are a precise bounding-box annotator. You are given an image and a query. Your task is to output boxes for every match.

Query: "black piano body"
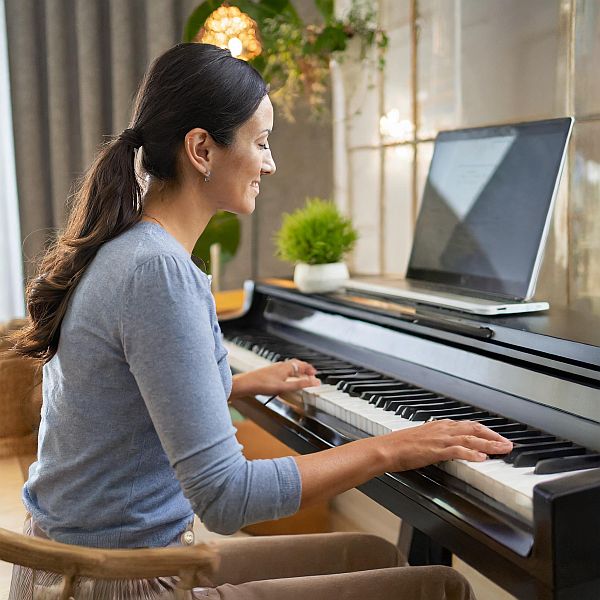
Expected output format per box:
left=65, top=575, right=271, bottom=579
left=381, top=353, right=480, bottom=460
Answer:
left=220, top=280, right=600, bottom=600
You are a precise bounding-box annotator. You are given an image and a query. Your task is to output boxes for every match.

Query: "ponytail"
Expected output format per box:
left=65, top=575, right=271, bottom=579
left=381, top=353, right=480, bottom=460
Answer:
left=12, top=131, right=143, bottom=362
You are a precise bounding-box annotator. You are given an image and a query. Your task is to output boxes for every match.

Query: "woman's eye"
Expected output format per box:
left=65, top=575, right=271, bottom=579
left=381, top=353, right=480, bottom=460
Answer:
left=258, top=143, right=270, bottom=150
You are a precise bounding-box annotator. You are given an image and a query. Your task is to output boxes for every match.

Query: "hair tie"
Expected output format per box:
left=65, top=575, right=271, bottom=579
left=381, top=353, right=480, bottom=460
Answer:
left=118, top=127, right=143, bottom=149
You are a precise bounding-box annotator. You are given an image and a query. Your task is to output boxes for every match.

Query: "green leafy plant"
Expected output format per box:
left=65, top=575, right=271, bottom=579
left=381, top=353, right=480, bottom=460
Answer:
left=192, top=211, right=240, bottom=273
left=276, top=198, right=358, bottom=265
left=184, top=0, right=388, bottom=121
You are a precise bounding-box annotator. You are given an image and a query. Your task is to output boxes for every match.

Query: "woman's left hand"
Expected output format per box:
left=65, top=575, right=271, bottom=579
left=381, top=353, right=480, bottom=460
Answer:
left=229, top=360, right=321, bottom=401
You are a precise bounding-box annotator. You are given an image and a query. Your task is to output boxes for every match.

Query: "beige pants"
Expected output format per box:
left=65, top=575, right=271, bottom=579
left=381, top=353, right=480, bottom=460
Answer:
left=11, top=517, right=475, bottom=600
left=203, top=533, right=476, bottom=600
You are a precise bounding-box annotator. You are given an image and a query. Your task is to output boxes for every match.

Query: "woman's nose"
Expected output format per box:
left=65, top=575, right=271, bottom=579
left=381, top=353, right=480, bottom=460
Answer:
left=261, top=150, right=276, bottom=176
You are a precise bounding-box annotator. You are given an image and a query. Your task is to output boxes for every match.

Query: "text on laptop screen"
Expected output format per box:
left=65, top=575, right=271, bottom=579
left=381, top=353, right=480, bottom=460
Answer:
left=407, top=118, right=572, bottom=299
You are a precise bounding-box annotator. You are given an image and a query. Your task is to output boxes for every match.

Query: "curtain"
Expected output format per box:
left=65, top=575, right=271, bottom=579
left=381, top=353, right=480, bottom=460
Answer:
left=0, top=0, right=24, bottom=321
left=5, top=0, right=197, bottom=278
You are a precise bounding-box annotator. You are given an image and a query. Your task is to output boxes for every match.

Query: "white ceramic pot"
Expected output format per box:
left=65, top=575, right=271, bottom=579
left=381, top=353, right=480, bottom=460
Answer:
left=293, top=262, right=349, bottom=294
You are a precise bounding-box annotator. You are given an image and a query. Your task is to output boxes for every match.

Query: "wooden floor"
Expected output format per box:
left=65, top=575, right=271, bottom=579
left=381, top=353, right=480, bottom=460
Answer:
left=0, top=455, right=33, bottom=598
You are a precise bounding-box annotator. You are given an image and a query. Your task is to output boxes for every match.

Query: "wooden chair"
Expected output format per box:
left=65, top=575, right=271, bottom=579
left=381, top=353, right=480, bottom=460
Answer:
left=0, top=526, right=218, bottom=599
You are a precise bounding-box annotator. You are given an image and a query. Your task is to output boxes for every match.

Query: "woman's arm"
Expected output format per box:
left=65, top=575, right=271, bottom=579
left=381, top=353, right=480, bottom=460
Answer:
left=226, top=360, right=512, bottom=508
left=295, top=419, right=512, bottom=508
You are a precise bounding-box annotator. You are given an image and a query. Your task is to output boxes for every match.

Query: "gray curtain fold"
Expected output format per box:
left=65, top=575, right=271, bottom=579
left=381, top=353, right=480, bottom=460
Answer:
left=5, top=0, right=193, bottom=278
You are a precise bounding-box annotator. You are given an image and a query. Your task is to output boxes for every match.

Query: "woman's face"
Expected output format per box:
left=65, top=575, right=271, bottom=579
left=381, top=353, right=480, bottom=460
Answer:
left=210, top=95, right=276, bottom=215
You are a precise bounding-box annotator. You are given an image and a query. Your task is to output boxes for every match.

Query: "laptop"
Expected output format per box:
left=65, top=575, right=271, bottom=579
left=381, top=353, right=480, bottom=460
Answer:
left=345, top=117, right=574, bottom=316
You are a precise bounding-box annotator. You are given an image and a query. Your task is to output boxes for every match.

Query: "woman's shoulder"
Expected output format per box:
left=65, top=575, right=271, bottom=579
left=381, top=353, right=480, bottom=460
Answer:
left=99, top=222, right=191, bottom=272
left=111, top=222, right=209, bottom=288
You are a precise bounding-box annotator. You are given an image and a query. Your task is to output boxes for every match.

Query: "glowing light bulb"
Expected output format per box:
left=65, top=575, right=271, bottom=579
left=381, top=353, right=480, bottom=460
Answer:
left=195, top=5, right=262, bottom=61
left=228, top=37, right=243, bottom=57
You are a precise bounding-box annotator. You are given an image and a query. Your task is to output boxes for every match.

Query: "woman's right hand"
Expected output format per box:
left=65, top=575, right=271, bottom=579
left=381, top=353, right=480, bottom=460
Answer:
left=295, top=418, right=513, bottom=509
left=378, top=419, right=513, bottom=473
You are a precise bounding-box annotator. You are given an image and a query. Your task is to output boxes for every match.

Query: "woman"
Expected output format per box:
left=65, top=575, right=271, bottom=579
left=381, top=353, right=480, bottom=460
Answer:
left=11, top=43, right=511, bottom=599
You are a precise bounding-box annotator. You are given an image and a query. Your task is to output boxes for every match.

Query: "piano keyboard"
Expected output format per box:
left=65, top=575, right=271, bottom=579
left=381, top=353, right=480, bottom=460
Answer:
left=224, top=329, right=599, bottom=524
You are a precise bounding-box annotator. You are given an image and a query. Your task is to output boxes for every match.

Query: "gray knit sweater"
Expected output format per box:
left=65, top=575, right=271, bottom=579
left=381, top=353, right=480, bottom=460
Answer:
left=23, top=221, right=301, bottom=548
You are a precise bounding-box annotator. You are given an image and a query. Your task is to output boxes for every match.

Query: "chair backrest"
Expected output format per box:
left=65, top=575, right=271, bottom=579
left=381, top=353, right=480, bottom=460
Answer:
left=0, top=319, right=42, bottom=458
left=0, top=526, right=218, bottom=599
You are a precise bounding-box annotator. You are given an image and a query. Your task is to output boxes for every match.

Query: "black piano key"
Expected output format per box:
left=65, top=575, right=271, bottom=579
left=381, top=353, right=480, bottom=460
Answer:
left=399, top=401, right=461, bottom=418
left=316, top=368, right=359, bottom=378
left=534, top=453, right=600, bottom=475
left=487, top=423, right=529, bottom=434
left=366, top=388, right=425, bottom=402
left=474, top=417, right=509, bottom=426
left=375, top=392, right=440, bottom=408
left=312, top=362, right=355, bottom=370
left=486, top=434, right=557, bottom=458
left=512, top=446, right=587, bottom=468
left=414, top=406, right=482, bottom=420
left=504, top=441, right=573, bottom=464
left=345, top=381, right=407, bottom=396
left=384, top=397, right=449, bottom=412
left=441, top=411, right=490, bottom=421
left=362, top=385, right=415, bottom=398
left=496, top=429, right=544, bottom=440
left=338, top=378, right=394, bottom=392
left=284, top=353, right=325, bottom=361
left=506, top=434, right=556, bottom=444
left=325, top=372, right=383, bottom=384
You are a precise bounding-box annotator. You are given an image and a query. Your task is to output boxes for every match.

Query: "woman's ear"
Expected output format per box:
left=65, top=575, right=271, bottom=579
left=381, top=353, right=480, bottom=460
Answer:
left=183, top=128, right=212, bottom=179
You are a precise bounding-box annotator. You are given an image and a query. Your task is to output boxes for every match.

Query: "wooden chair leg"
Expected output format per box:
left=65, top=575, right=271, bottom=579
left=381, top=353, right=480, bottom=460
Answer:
left=174, top=587, right=193, bottom=600
left=59, top=571, right=76, bottom=600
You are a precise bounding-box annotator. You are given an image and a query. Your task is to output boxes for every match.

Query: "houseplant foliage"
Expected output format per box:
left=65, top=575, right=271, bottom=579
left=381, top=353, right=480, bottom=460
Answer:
left=276, top=198, right=358, bottom=293
left=192, top=211, right=240, bottom=273
left=184, top=0, right=388, bottom=121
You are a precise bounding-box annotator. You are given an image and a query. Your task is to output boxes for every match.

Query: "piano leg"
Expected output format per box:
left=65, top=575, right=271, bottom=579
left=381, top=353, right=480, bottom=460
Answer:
left=398, top=523, right=452, bottom=567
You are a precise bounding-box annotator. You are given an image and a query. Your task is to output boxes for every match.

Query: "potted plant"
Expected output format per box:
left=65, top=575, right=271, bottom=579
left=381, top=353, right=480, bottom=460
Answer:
left=275, top=198, right=358, bottom=293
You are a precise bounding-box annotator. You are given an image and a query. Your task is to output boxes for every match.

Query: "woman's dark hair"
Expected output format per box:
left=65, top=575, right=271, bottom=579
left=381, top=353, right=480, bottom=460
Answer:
left=13, top=43, right=268, bottom=362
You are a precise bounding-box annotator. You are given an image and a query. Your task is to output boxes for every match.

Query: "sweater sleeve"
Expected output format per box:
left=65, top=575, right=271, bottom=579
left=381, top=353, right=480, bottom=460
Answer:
left=121, top=254, right=301, bottom=534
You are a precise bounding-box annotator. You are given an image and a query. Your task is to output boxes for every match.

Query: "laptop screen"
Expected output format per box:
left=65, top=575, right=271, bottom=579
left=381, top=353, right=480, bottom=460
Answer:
left=406, top=117, right=573, bottom=300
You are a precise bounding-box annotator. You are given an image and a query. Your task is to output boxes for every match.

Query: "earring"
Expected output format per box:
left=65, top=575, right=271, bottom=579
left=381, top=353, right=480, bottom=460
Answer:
left=204, top=170, right=211, bottom=183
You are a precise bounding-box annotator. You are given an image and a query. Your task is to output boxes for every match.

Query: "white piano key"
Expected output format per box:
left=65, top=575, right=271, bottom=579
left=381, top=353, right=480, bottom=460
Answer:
left=223, top=340, right=273, bottom=372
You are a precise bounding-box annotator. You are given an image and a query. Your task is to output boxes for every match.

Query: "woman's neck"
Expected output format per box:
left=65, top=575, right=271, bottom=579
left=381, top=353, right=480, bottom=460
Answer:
left=141, top=179, right=214, bottom=254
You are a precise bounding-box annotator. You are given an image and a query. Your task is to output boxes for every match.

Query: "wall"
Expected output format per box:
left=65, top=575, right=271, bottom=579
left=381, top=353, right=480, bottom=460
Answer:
left=334, top=0, right=600, bottom=313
